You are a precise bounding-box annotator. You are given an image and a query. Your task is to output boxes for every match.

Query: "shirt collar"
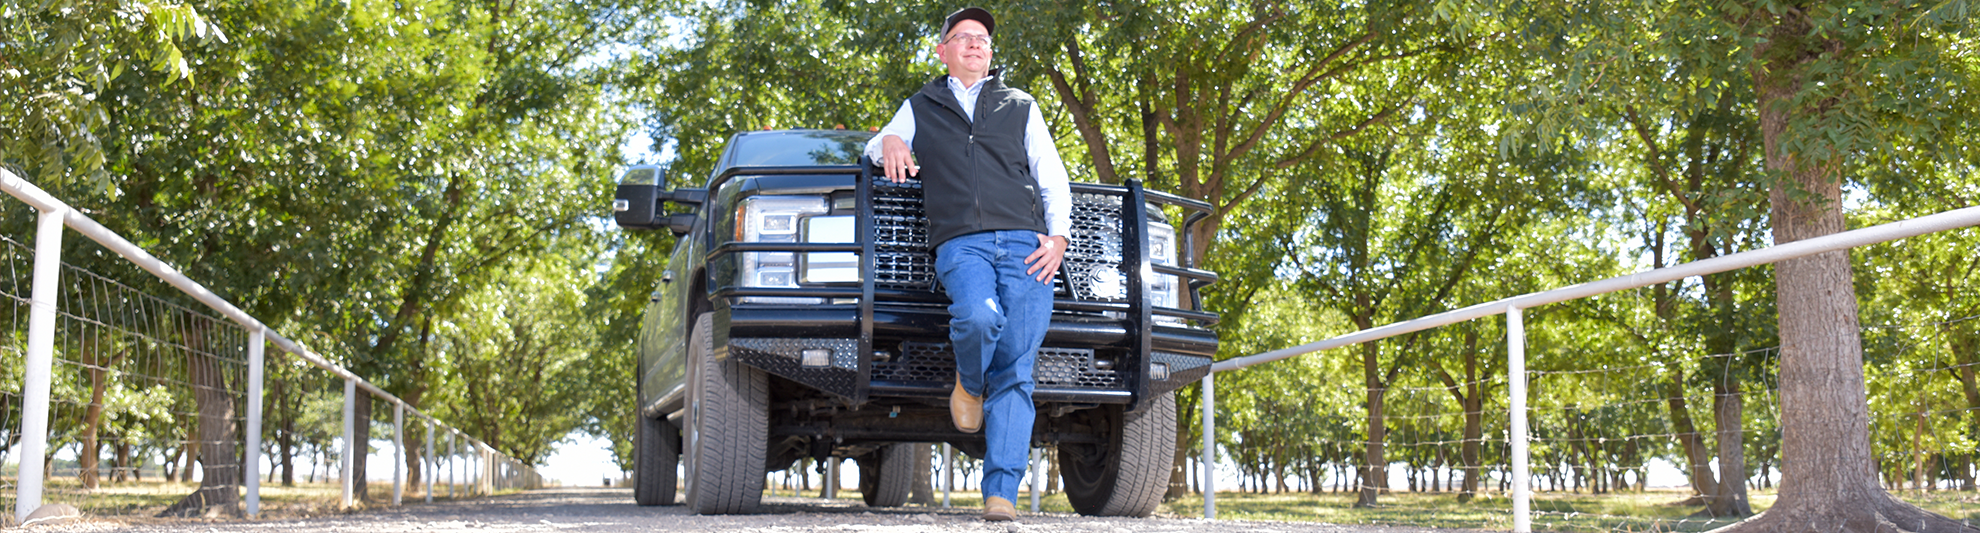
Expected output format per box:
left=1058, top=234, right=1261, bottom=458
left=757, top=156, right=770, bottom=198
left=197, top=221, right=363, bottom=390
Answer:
left=947, top=73, right=997, bottom=93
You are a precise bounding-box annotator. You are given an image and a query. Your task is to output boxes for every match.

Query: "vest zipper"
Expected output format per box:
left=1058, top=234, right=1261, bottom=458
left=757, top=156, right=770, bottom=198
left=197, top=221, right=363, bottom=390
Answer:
left=969, top=132, right=982, bottom=231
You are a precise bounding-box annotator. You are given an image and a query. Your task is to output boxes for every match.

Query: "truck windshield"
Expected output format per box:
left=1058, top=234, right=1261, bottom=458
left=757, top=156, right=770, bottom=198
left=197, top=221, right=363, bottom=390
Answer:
left=727, top=130, right=874, bottom=167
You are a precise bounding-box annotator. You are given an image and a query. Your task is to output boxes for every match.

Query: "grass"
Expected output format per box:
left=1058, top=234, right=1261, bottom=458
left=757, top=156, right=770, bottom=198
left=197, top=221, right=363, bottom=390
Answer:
left=1153, top=487, right=1980, bottom=531
left=787, top=486, right=1980, bottom=531
left=6, top=477, right=506, bottom=520
left=20, top=477, right=1980, bottom=530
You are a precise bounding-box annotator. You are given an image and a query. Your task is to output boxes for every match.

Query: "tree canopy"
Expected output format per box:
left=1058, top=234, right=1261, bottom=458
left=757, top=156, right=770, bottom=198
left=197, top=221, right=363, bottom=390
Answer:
left=3, top=0, right=1978, bottom=527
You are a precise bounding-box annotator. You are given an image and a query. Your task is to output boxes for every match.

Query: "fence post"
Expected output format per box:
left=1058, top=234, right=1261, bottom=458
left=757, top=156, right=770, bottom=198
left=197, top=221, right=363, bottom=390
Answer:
left=482, top=443, right=494, bottom=495
left=449, top=431, right=458, bottom=498
left=1202, top=371, right=1216, bottom=519
left=475, top=443, right=484, bottom=495
left=393, top=403, right=404, bottom=505
left=822, top=457, right=839, bottom=498
left=343, top=378, right=357, bottom=508
left=425, top=418, right=435, bottom=503
left=941, top=444, right=952, bottom=508
left=13, top=208, right=66, bottom=523
left=1508, top=305, right=1531, bottom=533
left=1029, top=447, right=1042, bottom=512
left=246, top=328, right=266, bottom=518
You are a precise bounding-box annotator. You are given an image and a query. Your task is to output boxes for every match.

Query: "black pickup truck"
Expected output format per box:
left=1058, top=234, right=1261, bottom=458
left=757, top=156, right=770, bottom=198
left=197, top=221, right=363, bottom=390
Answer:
left=612, top=129, right=1219, bottom=516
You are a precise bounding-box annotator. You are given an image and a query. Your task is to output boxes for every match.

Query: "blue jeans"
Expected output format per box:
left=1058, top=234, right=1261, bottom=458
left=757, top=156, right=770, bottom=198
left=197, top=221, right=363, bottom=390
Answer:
left=935, top=229, right=1053, bottom=502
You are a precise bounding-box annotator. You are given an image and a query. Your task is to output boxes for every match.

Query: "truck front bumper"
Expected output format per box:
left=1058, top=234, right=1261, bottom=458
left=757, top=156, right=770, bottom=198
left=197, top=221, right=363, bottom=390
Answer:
left=717, top=304, right=1216, bottom=407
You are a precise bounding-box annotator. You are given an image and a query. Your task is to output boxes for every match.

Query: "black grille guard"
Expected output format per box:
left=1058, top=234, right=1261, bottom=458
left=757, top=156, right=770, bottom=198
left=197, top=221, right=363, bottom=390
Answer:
left=702, top=157, right=1220, bottom=411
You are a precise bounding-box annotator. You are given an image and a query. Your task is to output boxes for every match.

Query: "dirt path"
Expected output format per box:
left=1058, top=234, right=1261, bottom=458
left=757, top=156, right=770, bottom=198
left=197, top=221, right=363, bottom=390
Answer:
left=38, top=488, right=1466, bottom=533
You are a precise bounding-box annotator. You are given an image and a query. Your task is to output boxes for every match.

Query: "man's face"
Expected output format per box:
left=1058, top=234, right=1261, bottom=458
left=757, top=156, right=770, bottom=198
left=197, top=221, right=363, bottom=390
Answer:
left=936, top=19, right=992, bottom=78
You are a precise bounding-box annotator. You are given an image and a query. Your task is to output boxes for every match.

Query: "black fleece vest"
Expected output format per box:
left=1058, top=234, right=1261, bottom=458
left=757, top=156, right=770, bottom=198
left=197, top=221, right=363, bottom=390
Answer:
left=908, top=72, right=1047, bottom=247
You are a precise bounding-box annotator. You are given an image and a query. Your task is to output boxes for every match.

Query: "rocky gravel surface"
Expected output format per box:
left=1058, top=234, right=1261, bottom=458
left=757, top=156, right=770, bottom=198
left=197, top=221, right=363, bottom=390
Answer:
left=33, top=488, right=1468, bottom=533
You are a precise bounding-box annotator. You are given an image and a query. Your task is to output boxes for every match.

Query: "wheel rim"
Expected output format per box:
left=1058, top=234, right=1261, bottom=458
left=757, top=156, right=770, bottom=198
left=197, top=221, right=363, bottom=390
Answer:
left=683, top=340, right=704, bottom=505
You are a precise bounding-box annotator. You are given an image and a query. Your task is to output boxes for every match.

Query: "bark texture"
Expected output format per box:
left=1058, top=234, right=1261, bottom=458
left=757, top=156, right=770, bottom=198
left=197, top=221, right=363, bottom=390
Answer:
left=1714, top=9, right=1974, bottom=533
left=909, top=443, right=934, bottom=505
left=158, top=332, right=242, bottom=518
left=1355, top=341, right=1387, bottom=508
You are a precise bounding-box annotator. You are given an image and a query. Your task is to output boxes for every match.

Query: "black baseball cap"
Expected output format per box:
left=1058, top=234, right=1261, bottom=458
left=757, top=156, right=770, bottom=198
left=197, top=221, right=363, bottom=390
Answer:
left=940, top=7, right=995, bottom=39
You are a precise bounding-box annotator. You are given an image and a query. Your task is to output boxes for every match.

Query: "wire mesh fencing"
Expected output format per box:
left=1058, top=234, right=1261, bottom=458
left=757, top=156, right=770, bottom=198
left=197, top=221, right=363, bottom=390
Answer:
left=0, top=233, right=256, bottom=517
left=1, top=176, right=543, bottom=523
left=1200, top=305, right=1980, bottom=532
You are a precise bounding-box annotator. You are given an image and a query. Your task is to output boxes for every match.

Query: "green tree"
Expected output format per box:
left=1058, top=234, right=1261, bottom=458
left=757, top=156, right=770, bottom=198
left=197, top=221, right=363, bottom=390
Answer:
left=430, top=244, right=607, bottom=464
left=1505, top=0, right=1978, bottom=526
left=0, top=0, right=213, bottom=189
left=8, top=0, right=654, bottom=510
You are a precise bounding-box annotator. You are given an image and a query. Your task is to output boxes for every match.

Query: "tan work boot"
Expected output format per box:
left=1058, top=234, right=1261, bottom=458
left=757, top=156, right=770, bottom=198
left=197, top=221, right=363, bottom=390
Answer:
left=982, top=496, right=1017, bottom=522
left=950, top=378, right=982, bottom=433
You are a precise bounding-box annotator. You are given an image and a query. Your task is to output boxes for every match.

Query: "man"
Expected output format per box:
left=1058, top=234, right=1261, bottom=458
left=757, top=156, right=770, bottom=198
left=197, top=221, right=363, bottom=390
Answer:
left=862, top=6, right=1072, bottom=523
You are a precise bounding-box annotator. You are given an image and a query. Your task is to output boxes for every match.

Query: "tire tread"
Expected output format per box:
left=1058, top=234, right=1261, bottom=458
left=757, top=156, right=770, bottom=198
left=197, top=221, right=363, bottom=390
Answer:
left=633, top=411, right=679, bottom=506
left=861, top=444, right=915, bottom=507
left=685, top=314, right=768, bottom=514
left=1064, top=392, right=1177, bottom=517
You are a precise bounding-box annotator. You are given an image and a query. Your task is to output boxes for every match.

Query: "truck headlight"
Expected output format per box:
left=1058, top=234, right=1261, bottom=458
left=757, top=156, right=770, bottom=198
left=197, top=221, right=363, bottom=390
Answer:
left=737, top=195, right=828, bottom=304
left=1148, top=221, right=1181, bottom=317
left=801, top=215, right=858, bottom=283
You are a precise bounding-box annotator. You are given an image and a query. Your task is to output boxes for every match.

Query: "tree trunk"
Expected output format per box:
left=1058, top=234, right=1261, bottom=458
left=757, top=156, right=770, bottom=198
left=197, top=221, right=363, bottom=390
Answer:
left=114, top=441, right=132, bottom=482
left=279, top=379, right=296, bottom=487
left=158, top=329, right=242, bottom=517
left=1309, top=462, right=1322, bottom=495
left=1566, top=406, right=1592, bottom=494
left=180, top=414, right=199, bottom=483
left=1702, top=261, right=1753, bottom=516
left=353, top=394, right=373, bottom=502
left=1432, top=451, right=1443, bottom=493
left=401, top=388, right=425, bottom=490
left=1912, top=406, right=1929, bottom=492
left=1460, top=386, right=1482, bottom=502
left=1356, top=341, right=1387, bottom=507
left=1458, top=330, right=1484, bottom=503
left=80, top=346, right=112, bottom=489
left=1665, top=368, right=1721, bottom=502
left=910, top=443, right=935, bottom=504
left=1283, top=455, right=1298, bottom=493
left=1952, top=326, right=1980, bottom=492
left=162, top=445, right=182, bottom=482
left=1046, top=445, right=1061, bottom=494
left=1710, top=378, right=1754, bottom=516
left=1713, top=10, right=1971, bottom=532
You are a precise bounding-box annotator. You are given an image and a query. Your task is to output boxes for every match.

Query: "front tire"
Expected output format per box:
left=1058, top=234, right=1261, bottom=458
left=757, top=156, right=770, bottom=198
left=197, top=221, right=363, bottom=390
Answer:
left=682, top=313, right=768, bottom=514
left=856, top=444, right=915, bottom=507
left=633, top=409, right=679, bottom=506
left=1059, top=392, right=1177, bottom=517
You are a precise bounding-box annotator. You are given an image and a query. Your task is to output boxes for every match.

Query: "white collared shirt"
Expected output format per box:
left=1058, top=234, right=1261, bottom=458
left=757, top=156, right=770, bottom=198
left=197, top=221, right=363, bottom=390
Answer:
left=864, top=75, right=1073, bottom=238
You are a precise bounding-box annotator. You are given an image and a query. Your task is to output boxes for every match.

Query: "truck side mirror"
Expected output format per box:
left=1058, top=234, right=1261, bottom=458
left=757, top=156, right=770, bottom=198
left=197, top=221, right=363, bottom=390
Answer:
left=613, top=165, right=665, bottom=229
left=612, top=164, right=709, bottom=232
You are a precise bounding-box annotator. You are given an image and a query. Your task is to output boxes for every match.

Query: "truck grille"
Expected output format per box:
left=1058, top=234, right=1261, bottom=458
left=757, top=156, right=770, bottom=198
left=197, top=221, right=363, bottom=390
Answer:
left=870, top=176, right=1129, bottom=301
left=873, top=341, right=1122, bottom=390
left=871, top=178, right=936, bottom=291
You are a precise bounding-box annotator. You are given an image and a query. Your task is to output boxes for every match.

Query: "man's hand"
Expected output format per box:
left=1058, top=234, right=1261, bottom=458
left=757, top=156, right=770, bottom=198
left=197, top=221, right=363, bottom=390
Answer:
left=1025, top=234, right=1070, bottom=283
left=880, top=135, right=918, bottom=183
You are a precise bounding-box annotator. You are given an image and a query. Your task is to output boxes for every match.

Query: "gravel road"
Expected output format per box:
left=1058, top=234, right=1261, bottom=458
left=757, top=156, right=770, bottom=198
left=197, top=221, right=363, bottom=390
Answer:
left=37, top=488, right=1465, bottom=533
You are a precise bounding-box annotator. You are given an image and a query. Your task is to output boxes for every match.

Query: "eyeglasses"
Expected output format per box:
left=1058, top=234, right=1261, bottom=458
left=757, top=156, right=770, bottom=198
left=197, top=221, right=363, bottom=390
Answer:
left=943, top=33, right=993, bottom=48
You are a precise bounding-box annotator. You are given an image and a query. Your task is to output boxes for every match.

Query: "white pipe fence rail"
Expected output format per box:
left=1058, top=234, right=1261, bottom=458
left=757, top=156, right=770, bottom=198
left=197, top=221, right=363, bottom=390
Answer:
left=1199, top=205, right=1980, bottom=530
left=2, top=168, right=542, bottom=522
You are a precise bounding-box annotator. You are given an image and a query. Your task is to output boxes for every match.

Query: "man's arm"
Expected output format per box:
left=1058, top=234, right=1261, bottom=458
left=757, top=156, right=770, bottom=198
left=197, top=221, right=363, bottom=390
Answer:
left=1023, top=102, right=1072, bottom=282
left=865, top=101, right=919, bottom=183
